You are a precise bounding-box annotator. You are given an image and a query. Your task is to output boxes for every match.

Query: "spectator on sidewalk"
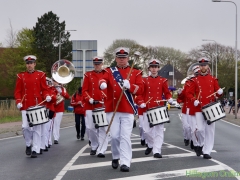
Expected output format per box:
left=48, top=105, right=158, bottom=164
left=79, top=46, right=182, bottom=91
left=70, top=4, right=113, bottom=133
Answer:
left=228, top=98, right=235, bottom=114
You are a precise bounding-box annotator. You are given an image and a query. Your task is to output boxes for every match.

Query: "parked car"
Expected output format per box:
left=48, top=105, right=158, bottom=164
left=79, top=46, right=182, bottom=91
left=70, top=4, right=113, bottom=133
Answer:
left=167, top=99, right=181, bottom=109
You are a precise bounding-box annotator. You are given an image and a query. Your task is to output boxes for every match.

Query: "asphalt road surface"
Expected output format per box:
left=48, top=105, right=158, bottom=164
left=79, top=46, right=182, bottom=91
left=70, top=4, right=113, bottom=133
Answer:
left=0, top=109, right=240, bottom=180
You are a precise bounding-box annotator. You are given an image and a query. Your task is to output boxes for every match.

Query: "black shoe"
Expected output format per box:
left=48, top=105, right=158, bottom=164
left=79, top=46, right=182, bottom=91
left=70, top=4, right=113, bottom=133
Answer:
left=120, top=165, right=129, bottom=172
left=145, top=147, right=153, bottom=155
left=38, top=149, right=43, bottom=155
left=89, top=140, right=91, bottom=146
left=97, top=153, right=105, bottom=158
left=81, top=137, right=84, bottom=141
left=153, top=153, right=162, bottom=158
left=43, top=146, right=48, bottom=151
left=25, top=146, right=31, bottom=156
left=48, top=144, right=51, bottom=148
left=54, top=140, right=58, bottom=144
left=90, top=149, right=96, bottom=155
left=31, top=151, right=37, bottom=158
left=141, top=139, right=146, bottom=146
left=184, top=139, right=189, bottom=146
left=203, top=154, right=212, bottom=159
left=112, top=159, right=119, bottom=169
left=190, top=140, right=194, bottom=150
left=194, top=146, right=203, bottom=156
left=77, top=134, right=80, bottom=139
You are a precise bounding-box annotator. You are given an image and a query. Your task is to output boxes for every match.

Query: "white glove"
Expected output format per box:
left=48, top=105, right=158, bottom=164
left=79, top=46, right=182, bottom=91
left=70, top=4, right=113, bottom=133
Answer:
left=100, top=82, right=107, bottom=90
left=168, top=98, right=173, bottom=104
left=56, top=87, right=62, bottom=93
left=217, top=88, right=223, bottom=95
left=177, top=88, right=183, bottom=95
left=89, top=98, right=94, bottom=104
left=46, top=96, right=52, bottom=102
left=194, top=100, right=200, bottom=107
left=17, top=103, right=22, bottom=109
left=140, top=103, right=146, bottom=108
left=123, top=79, right=130, bottom=89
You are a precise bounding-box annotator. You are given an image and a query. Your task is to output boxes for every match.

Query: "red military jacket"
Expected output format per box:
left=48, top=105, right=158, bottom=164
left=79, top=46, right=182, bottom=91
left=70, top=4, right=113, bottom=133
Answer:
left=14, top=70, right=50, bottom=110
left=54, top=86, right=70, bottom=112
left=177, top=80, right=196, bottom=115
left=136, top=75, right=172, bottom=110
left=71, top=93, right=85, bottom=114
left=44, top=86, right=57, bottom=112
left=82, top=70, right=107, bottom=110
left=99, top=66, right=144, bottom=114
left=186, top=74, right=221, bottom=112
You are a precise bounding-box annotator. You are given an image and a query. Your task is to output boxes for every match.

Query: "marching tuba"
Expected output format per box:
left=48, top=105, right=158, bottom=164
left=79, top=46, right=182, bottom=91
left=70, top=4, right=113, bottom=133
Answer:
left=51, top=60, right=76, bottom=105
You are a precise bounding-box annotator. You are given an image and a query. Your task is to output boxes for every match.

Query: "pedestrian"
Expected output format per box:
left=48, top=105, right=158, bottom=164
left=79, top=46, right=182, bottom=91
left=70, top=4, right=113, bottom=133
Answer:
left=14, top=55, right=51, bottom=158
left=99, top=47, right=144, bottom=172
left=71, top=86, right=86, bottom=140
left=186, top=57, right=223, bottom=159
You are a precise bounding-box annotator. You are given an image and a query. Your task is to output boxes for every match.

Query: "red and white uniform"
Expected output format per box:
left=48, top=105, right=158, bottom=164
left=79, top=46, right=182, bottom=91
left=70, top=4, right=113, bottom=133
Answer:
left=82, top=70, right=108, bottom=155
left=99, top=66, right=144, bottom=167
left=136, top=75, right=171, bottom=155
left=53, top=86, right=70, bottom=142
left=71, top=93, right=85, bottom=115
left=14, top=70, right=50, bottom=153
left=186, top=74, right=221, bottom=155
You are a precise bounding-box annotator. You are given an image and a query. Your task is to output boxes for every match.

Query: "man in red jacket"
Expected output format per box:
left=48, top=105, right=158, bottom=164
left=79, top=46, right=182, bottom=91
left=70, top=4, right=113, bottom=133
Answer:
left=14, top=55, right=51, bottom=158
left=99, top=47, right=144, bottom=172
left=186, top=57, right=223, bottom=159
left=52, top=79, right=70, bottom=144
left=136, top=59, right=172, bottom=159
left=82, top=56, right=108, bottom=157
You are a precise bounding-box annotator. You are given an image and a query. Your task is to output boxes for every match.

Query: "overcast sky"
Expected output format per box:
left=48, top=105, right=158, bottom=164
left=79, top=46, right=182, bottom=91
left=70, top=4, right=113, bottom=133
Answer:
left=0, top=0, right=239, bottom=56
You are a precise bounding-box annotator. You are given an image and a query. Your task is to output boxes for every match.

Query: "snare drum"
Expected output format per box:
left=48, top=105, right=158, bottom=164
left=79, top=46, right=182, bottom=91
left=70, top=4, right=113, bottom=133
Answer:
left=146, top=106, right=170, bottom=127
left=26, top=106, right=49, bottom=127
left=92, top=108, right=108, bottom=129
left=202, top=101, right=226, bottom=125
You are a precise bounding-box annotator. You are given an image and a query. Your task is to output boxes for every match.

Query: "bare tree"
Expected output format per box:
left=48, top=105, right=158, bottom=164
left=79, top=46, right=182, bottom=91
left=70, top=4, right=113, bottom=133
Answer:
left=5, top=19, right=18, bottom=48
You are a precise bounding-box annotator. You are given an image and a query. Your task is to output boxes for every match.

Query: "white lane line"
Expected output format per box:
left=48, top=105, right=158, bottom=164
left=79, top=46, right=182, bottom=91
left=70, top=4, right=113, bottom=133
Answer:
left=69, top=153, right=196, bottom=171
left=221, top=119, right=240, bottom=128
left=109, top=165, right=226, bottom=180
left=53, top=144, right=89, bottom=180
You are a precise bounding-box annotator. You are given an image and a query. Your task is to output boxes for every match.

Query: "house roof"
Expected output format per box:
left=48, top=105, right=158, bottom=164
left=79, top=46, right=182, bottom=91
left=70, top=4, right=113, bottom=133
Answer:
left=158, top=63, right=184, bottom=79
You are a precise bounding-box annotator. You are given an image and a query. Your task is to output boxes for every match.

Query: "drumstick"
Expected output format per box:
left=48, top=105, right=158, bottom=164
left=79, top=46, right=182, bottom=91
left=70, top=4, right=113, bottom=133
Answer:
left=101, top=91, right=107, bottom=98
left=206, top=87, right=225, bottom=98
left=197, top=90, right=201, bottom=100
left=85, top=92, right=91, bottom=99
left=21, top=94, right=26, bottom=103
left=37, top=95, right=53, bottom=106
left=145, top=97, right=153, bottom=104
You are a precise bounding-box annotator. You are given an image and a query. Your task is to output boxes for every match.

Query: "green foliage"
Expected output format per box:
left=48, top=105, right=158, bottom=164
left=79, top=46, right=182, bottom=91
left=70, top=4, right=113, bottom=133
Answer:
left=32, top=11, right=72, bottom=76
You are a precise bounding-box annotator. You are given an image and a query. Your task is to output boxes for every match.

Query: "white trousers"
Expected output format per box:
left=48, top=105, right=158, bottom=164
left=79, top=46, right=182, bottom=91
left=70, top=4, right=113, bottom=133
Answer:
left=138, top=115, right=145, bottom=141
left=194, top=112, right=215, bottom=155
left=181, top=113, right=191, bottom=140
left=106, top=112, right=134, bottom=167
left=96, top=126, right=109, bottom=155
left=45, top=119, right=53, bottom=146
left=85, top=110, right=99, bottom=150
left=53, top=112, right=63, bottom=141
left=40, top=123, right=47, bottom=149
left=143, top=112, right=164, bottom=154
left=21, top=110, right=41, bottom=153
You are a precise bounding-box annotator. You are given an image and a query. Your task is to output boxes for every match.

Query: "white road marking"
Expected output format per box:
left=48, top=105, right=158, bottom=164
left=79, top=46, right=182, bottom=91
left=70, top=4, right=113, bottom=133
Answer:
left=221, top=119, right=240, bottom=127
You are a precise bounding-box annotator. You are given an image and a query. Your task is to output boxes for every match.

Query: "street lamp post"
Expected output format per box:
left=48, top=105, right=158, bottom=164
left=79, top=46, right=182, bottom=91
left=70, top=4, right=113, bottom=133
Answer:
left=59, top=30, right=77, bottom=60
left=212, top=0, right=238, bottom=118
left=172, top=60, right=174, bottom=87
left=202, top=39, right=218, bottom=78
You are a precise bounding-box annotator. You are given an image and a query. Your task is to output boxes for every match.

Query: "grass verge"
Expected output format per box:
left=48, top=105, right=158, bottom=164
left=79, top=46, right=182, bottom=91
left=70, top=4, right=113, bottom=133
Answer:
left=0, top=116, right=21, bottom=124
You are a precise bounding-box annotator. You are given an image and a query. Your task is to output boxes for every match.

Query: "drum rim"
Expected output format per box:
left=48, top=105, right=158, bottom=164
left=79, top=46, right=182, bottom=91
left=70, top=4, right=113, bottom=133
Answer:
left=202, top=101, right=220, bottom=109
left=26, top=105, right=46, bottom=111
left=147, top=106, right=167, bottom=111
left=93, top=107, right=105, bottom=112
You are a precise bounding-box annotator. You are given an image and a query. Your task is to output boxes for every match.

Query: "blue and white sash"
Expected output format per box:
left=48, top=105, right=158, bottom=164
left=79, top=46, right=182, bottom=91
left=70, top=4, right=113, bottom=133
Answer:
left=110, top=67, right=137, bottom=115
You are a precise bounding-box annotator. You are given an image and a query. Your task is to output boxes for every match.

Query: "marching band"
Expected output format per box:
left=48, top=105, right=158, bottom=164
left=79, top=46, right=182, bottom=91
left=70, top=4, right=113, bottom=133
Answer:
left=14, top=48, right=224, bottom=171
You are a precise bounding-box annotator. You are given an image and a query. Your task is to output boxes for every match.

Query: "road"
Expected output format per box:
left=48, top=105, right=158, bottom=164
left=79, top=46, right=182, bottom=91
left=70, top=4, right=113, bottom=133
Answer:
left=0, top=109, right=240, bottom=180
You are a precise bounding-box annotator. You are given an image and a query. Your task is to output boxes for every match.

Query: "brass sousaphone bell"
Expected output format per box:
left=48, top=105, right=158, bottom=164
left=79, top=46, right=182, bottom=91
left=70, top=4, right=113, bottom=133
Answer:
left=51, top=60, right=76, bottom=104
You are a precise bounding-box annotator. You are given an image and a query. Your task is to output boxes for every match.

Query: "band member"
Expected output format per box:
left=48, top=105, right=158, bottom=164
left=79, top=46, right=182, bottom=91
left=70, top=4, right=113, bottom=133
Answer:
left=136, top=59, right=172, bottom=158
left=99, top=47, right=144, bottom=172
left=52, top=79, right=70, bottom=144
left=186, top=57, right=223, bottom=159
left=138, top=106, right=146, bottom=146
left=82, top=56, right=108, bottom=157
left=14, top=55, right=51, bottom=158
left=71, top=86, right=86, bottom=140
left=44, top=77, right=57, bottom=148
left=177, top=65, right=200, bottom=148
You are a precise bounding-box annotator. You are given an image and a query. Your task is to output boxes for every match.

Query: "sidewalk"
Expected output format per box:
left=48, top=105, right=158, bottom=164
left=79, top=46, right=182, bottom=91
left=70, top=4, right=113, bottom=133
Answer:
left=0, top=113, right=75, bottom=139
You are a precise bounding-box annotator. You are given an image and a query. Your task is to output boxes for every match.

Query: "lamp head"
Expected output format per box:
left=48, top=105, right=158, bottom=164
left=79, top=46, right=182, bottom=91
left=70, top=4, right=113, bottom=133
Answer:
left=212, top=0, right=222, bottom=2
